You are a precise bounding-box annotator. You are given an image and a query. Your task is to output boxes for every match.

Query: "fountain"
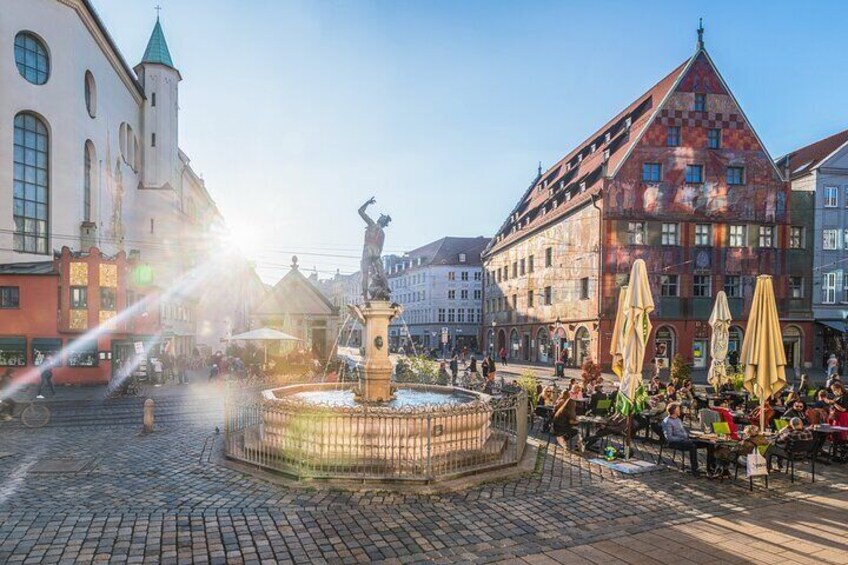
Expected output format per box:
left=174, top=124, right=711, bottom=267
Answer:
left=224, top=198, right=527, bottom=484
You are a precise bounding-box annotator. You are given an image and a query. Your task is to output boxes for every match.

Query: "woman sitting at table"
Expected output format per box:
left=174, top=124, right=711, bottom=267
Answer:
left=665, top=385, right=678, bottom=402
left=551, top=390, right=580, bottom=449
left=824, top=382, right=848, bottom=442
left=749, top=398, right=775, bottom=429
left=647, top=375, right=662, bottom=396
left=539, top=385, right=557, bottom=407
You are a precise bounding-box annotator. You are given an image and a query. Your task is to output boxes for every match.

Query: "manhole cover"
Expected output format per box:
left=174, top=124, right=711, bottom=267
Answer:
left=32, top=457, right=94, bottom=473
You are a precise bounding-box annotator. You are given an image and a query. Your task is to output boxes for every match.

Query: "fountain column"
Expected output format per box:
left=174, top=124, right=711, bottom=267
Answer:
left=359, top=300, right=397, bottom=402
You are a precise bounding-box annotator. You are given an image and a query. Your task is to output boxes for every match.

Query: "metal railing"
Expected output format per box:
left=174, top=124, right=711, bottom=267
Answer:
left=223, top=382, right=527, bottom=483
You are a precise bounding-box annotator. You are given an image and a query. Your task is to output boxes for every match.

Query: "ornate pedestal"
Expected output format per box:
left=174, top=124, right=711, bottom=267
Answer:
left=357, top=300, right=399, bottom=402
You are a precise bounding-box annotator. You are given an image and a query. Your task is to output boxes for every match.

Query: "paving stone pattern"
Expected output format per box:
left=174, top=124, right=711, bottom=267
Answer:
left=0, top=381, right=846, bottom=564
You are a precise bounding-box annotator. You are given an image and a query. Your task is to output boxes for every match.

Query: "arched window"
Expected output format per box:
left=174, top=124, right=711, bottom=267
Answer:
left=536, top=327, right=550, bottom=363
left=84, top=71, right=97, bottom=118
left=13, top=113, right=49, bottom=254
left=510, top=329, right=520, bottom=359
left=84, top=141, right=95, bottom=222
left=14, top=32, right=49, bottom=85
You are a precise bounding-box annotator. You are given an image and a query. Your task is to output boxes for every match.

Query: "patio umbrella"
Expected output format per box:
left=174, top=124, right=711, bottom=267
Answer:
left=707, top=291, right=732, bottom=393
left=609, top=285, right=628, bottom=381
left=229, top=327, right=301, bottom=365
left=739, top=275, right=787, bottom=430
left=615, top=260, right=654, bottom=458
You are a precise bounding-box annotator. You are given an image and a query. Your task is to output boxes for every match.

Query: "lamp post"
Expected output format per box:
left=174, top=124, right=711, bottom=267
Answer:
left=491, top=320, right=496, bottom=353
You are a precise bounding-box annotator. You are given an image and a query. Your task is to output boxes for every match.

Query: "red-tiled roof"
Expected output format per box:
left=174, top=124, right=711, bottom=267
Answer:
left=485, top=57, right=692, bottom=256
left=778, top=128, right=848, bottom=180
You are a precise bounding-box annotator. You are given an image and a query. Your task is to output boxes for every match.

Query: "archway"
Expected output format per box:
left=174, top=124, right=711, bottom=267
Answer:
left=783, top=325, right=803, bottom=375
left=497, top=329, right=506, bottom=355
left=536, top=327, right=551, bottom=364
left=510, top=329, right=520, bottom=360
left=654, top=325, right=676, bottom=370
left=574, top=326, right=591, bottom=367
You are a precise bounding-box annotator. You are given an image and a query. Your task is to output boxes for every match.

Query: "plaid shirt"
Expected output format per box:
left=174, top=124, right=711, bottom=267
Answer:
left=776, top=428, right=814, bottom=451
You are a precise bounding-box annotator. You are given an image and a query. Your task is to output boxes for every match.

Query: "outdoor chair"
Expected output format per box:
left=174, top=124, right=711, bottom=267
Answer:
left=655, top=429, right=689, bottom=472
left=768, top=438, right=818, bottom=483
left=733, top=444, right=769, bottom=491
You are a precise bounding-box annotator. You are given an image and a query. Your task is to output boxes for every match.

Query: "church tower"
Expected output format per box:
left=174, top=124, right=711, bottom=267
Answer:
left=135, top=16, right=181, bottom=190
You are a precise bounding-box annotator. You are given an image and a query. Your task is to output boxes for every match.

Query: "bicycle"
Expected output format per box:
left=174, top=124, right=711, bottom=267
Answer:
left=1, top=394, right=51, bottom=428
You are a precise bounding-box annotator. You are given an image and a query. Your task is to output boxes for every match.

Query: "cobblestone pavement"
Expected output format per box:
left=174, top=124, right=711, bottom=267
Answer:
left=1, top=381, right=846, bottom=564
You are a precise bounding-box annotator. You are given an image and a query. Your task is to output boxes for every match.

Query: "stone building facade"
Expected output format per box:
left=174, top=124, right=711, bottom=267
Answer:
left=483, top=36, right=814, bottom=375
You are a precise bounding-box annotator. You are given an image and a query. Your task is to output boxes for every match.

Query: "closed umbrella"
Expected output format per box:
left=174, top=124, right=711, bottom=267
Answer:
left=609, top=285, right=628, bottom=381
left=739, top=275, right=787, bottom=430
left=615, top=260, right=654, bottom=458
left=707, top=291, right=732, bottom=393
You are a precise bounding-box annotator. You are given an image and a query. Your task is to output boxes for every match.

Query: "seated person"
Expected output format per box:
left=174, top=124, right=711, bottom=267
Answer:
left=812, top=390, right=830, bottom=409
left=712, top=399, right=740, bottom=440
left=539, top=385, right=557, bottom=407
left=782, top=399, right=808, bottom=424
left=661, top=402, right=701, bottom=476
left=824, top=382, right=848, bottom=441
left=714, top=425, right=771, bottom=478
left=718, top=380, right=735, bottom=394
left=647, top=375, right=663, bottom=396
left=569, top=383, right=585, bottom=401
left=551, top=391, right=579, bottom=449
left=750, top=399, right=775, bottom=429
left=665, top=385, right=678, bottom=402
left=635, top=394, right=667, bottom=439
left=765, top=417, right=813, bottom=468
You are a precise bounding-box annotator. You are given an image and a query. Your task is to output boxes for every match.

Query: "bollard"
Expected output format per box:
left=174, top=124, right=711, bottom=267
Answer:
left=143, top=398, right=154, bottom=433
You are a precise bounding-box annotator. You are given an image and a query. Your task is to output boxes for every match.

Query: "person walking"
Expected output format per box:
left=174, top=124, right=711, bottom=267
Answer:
left=36, top=357, right=55, bottom=399
left=449, top=355, right=459, bottom=386
left=469, top=356, right=478, bottom=375
left=499, top=347, right=508, bottom=366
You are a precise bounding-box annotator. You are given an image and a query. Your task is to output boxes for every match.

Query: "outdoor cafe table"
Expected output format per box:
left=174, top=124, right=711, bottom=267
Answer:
left=687, top=431, right=734, bottom=473
left=576, top=415, right=608, bottom=441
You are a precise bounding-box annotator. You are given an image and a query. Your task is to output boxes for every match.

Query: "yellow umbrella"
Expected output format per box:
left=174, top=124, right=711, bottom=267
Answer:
left=609, top=285, right=628, bottom=380
left=618, top=259, right=654, bottom=413
left=739, top=275, right=787, bottom=429
left=707, top=291, right=732, bottom=392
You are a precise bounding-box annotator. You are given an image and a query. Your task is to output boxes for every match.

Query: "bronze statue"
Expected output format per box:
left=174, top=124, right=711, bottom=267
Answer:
left=358, top=197, right=391, bottom=301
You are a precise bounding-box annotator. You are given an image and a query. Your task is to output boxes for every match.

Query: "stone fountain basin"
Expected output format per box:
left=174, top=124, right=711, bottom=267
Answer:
left=256, top=383, right=493, bottom=468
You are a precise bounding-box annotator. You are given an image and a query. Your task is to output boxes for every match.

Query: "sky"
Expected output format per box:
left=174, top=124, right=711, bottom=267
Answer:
left=92, top=0, right=848, bottom=283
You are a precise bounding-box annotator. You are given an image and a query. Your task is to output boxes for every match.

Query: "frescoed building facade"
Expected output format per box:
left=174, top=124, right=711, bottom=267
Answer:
left=482, top=34, right=814, bottom=375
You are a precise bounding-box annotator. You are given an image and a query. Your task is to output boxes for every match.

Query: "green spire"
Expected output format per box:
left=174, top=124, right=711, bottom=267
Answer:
left=141, top=18, right=175, bottom=68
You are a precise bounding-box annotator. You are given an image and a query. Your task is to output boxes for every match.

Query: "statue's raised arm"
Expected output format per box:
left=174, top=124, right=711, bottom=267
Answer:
left=358, top=197, right=377, bottom=227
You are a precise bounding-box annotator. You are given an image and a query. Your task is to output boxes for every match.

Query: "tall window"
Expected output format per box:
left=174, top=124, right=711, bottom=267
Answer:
left=823, top=273, right=837, bottom=304
left=789, top=276, right=804, bottom=299
left=511, top=295, right=517, bottom=309
left=447, top=308, right=456, bottom=323
left=660, top=275, right=679, bottom=297
left=693, top=275, right=711, bottom=298
left=84, top=141, right=94, bottom=222
left=726, top=166, right=745, bottom=185
left=438, top=308, right=445, bottom=322
left=512, top=262, right=517, bottom=278
left=71, top=287, right=88, bottom=309
left=527, top=290, right=534, bottom=307
left=695, top=224, right=711, bottom=246
left=789, top=226, right=804, bottom=249
left=84, top=71, right=97, bottom=118
left=642, top=163, right=662, bottom=182
left=13, top=113, right=49, bottom=254
left=729, top=225, right=746, bottom=247
left=580, top=278, right=589, bottom=300
left=545, top=247, right=553, bottom=267
left=694, top=93, right=706, bottom=111
left=823, top=229, right=840, bottom=250
left=544, top=286, right=552, bottom=305
left=759, top=226, right=774, bottom=248
left=519, top=258, right=525, bottom=275
left=460, top=289, right=468, bottom=300
left=448, top=271, right=455, bottom=281
left=661, top=223, right=679, bottom=245
left=100, top=288, right=117, bottom=311
left=685, top=165, right=703, bottom=184
left=461, top=271, right=469, bottom=281
left=825, top=186, right=839, bottom=208
left=447, top=290, right=456, bottom=300
left=628, top=221, right=646, bottom=245
left=667, top=126, right=681, bottom=147
left=707, top=128, right=721, bottom=149
left=528, top=255, right=534, bottom=273
left=724, top=276, right=741, bottom=298
left=14, top=32, right=49, bottom=85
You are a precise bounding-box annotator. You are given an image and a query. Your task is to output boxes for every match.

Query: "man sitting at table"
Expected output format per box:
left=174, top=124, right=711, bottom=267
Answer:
left=782, top=399, right=808, bottom=424
left=635, top=393, right=667, bottom=439
left=661, top=402, right=701, bottom=476
left=765, top=417, right=813, bottom=470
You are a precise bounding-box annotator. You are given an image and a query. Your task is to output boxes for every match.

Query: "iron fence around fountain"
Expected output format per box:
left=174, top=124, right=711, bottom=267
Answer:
left=223, top=382, right=528, bottom=483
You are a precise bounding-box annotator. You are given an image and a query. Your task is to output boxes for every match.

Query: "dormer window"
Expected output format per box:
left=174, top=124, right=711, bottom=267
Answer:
left=590, top=143, right=596, bottom=153
left=604, top=132, right=611, bottom=143
left=459, top=253, right=466, bottom=263
left=625, top=116, right=632, bottom=128
left=603, top=149, right=610, bottom=161
left=579, top=181, right=586, bottom=192
left=577, top=153, right=583, bottom=163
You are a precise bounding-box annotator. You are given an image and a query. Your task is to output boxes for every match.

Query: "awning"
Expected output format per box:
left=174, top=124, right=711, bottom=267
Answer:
left=817, top=320, right=847, bottom=333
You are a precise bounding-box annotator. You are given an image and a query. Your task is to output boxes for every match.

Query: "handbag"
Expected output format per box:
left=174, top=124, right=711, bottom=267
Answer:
left=746, top=450, right=768, bottom=478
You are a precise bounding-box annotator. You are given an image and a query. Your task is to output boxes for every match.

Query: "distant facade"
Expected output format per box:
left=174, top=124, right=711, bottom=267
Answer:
left=483, top=36, right=813, bottom=374
left=251, top=257, right=340, bottom=360
left=780, top=129, right=848, bottom=368
left=318, top=271, right=363, bottom=347
left=385, top=237, right=489, bottom=352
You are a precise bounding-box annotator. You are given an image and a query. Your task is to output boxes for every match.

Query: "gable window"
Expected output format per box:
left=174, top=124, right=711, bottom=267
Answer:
left=661, top=223, right=679, bottom=246
left=707, top=128, right=721, bottom=149
left=789, top=226, right=804, bottom=249
left=13, top=113, right=49, bottom=254
left=685, top=165, right=703, bottom=184
left=823, top=229, right=840, bottom=250
left=628, top=222, right=646, bottom=245
left=724, top=275, right=742, bottom=298
left=660, top=275, right=679, bottom=297
left=0, top=287, right=20, bottom=309
left=759, top=226, right=774, bottom=248
left=727, top=166, right=745, bottom=185
left=693, top=275, right=711, bottom=298
left=789, top=276, right=804, bottom=299
left=71, top=286, right=88, bottom=309
left=729, top=225, right=746, bottom=247
left=667, top=126, right=681, bottom=147
left=825, top=186, right=838, bottom=208
left=642, top=163, right=662, bottom=182
left=695, top=224, right=711, bottom=246
left=14, top=32, right=50, bottom=85
left=694, top=93, right=706, bottom=112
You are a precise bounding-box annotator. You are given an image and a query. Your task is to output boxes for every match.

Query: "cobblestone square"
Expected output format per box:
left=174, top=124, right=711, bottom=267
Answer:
left=1, top=382, right=846, bottom=564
